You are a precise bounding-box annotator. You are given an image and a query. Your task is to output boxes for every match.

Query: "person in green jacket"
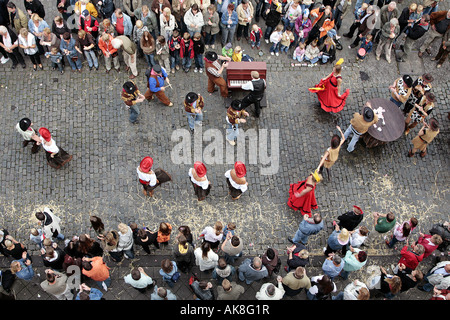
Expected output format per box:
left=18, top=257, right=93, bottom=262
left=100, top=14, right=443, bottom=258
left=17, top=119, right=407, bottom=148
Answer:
left=373, top=211, right=396, bottom=233
left=340, top=246, right=367, bottom=280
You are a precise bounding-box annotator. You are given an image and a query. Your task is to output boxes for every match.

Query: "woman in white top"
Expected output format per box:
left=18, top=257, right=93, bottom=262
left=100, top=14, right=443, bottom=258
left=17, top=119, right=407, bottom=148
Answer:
left=188, top=161, right=211, bottom=201
left=225, top=161, right=248, bottom=200
left=194, top=241, right=218, bottom=271
left=18, top=28, right=42, bottom=70
left=137, top=156, right=172, bottom=197
left=160, top=7, right=177, bottom=40
left=200, top=221, right=223, bottom=249
left=38, top=127, right=72, bottom=169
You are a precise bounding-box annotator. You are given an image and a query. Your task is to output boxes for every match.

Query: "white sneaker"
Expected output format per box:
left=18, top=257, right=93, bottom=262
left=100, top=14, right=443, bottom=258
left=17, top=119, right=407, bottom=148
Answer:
left=1, top=56, right=9, bottom=64
left=265, top=39, right=269, bottom=44
left=102, top=282, right=108, bottom=291
left=194, top=68, right=198, bottom=73
left=199, top=68, right=203, bottom=73
left=275, top=52, right=279, bottom=56
left=226, top=138, right=236, bottom=146
left=271, top=52, right=274, bottom=55
left=211, top=44, right=215, bottom=49
left=205, top=45, right=209, bottom=49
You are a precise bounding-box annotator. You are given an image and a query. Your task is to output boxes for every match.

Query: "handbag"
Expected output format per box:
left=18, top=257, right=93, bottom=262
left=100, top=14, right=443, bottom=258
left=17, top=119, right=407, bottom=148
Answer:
left=171, top=271, right=180, bottom=282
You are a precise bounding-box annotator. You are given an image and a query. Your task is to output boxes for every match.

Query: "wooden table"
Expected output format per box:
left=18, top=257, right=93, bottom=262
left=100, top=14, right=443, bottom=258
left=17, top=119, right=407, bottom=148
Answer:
left=362, top=98, right=405, bottom=148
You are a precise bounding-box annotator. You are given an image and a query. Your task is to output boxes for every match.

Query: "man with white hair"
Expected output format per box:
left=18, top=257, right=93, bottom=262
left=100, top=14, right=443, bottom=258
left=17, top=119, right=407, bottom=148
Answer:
left=0, top=25, right=26, bottom=68
left=238, top=256, right=268, bottom=284
left=112, top=34, right=138, bottom=79
left=376, top=18, right=400, bottom=63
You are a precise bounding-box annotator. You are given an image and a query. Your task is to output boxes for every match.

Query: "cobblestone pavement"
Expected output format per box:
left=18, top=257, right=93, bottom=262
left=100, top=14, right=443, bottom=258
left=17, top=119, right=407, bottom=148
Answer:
left=0, top=0, right=448, bottom=302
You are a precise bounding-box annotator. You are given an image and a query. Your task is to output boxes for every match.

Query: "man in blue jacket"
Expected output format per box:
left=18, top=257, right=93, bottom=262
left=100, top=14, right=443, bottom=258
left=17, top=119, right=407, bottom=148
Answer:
left=144, top=64, right=173, bottom=107
left=288, top=212, right=323, bottom=245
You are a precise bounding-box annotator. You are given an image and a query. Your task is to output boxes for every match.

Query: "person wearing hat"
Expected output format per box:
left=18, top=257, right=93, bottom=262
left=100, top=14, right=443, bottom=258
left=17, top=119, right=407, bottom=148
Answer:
left=188, top=161, right=211, bottom=201
left=408, top=118, right=440, bottom=158
left=225, top=161, right=248, bottom=200
left=204, top=50, right=231, bottom=98
left=121, top=80, right=146, bottom=124
left=287, top=170, right=321, bottom=217
left=15, top=117, right=41, bottom=154
left=184, top=92, right=204, bottom=133
left=226, top=99, right=249, bottom=146
left=144, top=64, right=173, bottom=107
left=324, top=222, right=350, bottom=256
left=336, top=205, right=364, bottom=232
left=389, top=74, right=413, bottom=108
left=79, top=9, right=99, bottom=40
left=240, top=70, right=266, bottom=118
left=316, top=125, right=345, bottom=181
left=137, top=156, right=172, bottom=197
left=405, top=91, right=436, bottom=135
left=38, top=127, right=72, bottom=169
left=343, top=101, right=378, bottom=153
left=339, top=246, right=367, bottom=280
left=404, top=73, right=434, bottom=115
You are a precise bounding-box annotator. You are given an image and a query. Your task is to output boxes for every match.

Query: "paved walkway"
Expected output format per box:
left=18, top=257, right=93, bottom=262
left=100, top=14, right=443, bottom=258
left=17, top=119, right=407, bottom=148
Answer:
left=0, top=0, right=448, bottom=303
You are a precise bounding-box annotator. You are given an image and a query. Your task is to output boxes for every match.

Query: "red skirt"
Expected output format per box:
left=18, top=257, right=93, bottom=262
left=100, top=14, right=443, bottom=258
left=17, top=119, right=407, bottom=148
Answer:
left=287, top=180, right=318, bottom=217
left=309, top=75, right=350, bottom=113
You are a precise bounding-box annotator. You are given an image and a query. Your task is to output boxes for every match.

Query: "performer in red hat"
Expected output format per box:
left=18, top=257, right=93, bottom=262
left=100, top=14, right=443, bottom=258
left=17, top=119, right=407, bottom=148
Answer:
left=188, top=161, right=211, bottom=201
left=225, top=161, right=248, bottom=200
left=38, top=127, right=73, bottom=169
left=137, top=156, right=172, bottom=197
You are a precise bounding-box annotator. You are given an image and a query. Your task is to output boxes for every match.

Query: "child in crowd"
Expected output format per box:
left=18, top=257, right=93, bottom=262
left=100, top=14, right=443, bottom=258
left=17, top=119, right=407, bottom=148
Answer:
left=349, top=226, right=369, bottom=248
left=180, top=32, right=194, bottom=73
left=292, top=42, right=306, bottom=62
left=356, top=34, right=373, bottom=61
left=222, top=42, right=233, bottom=58
left=232, top=46, right=242, bottom=61
left=280, top=26, right=295, bottom=54
left=155, top=35, right=170, bottom=71
left=192, top=32, right=205, bottom=73
left=133, top=19, right=148, bottom=56
left=303, top=38, right=320, bottom=65
left=45, top=47, right=64, bottom=74
left=269, top=24, right=283, bottom=56
left=250, top=24, right=263, bottom=49
left=222, top=222, right=236, bottom=240
left=29, top=228, right=45, bottom=249
left=168, top=29, right=182, bottom=74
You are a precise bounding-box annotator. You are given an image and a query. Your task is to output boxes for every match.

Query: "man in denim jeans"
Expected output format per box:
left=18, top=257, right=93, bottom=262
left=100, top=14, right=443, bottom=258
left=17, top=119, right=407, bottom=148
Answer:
left=184, top=92, right=204, bottom=133
left=226, top=100, right=249, bottom=146
left=75, top=29, right=99, bottom=70
left=344, top=102, right=378, bottom=152
left=121, top=80, right=145, bottom=124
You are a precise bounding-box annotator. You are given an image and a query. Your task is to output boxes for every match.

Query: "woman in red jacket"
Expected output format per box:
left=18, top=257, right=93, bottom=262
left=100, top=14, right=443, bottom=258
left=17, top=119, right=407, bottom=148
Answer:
left=416, top=233, right=443, bottom=259
left=398, top=240, right=425, bottom=270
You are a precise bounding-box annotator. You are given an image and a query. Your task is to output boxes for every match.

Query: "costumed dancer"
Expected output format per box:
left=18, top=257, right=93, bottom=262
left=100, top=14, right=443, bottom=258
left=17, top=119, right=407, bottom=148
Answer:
left=184, top=92, right=204, bottom=133
left=188, top=161, right=211, bottom=201
left=144, top=64, right=174, bottom=107
left=225, top=161, right=248, bottom=200
left=38, top=127, right=72, bottom=169
left=226, top=99, right=249, bottom=146
left=316, top=125, right=345, bottom=181
left=137, top=156, right=172, bottom=197
left=204, top=50, right=231, bottom=98
left=16, top=117, right=41, bottom=154
left=287, top=170, right=322, bottom=217
left=308, top=58, right=350, bottom=113
left=121, top=80, right=146, bottom=124
left=408, top=118, right=439, bottom=158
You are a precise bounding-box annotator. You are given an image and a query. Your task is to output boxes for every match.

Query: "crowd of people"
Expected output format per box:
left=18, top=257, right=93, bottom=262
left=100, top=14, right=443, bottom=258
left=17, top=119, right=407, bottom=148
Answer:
left=0, top=0, right=449, bottom=302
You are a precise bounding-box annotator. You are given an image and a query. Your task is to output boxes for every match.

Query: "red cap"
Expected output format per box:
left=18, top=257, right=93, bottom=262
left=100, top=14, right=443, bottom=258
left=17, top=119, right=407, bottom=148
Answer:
left=353, top=205, right=363, bottom=215
left=140, top=157, right=153, bottom=173
left=234, top=161, right=246, bottom=178
left=194, top=161, right=207, bottom=177
left=38, top=127, right=51, bottom=142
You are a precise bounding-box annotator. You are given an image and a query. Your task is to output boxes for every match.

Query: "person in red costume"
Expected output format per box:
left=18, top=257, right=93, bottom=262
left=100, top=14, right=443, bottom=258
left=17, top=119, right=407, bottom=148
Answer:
left=287, top=170, right=322, bottom=217
left=309, top=59, right=350, bottom=113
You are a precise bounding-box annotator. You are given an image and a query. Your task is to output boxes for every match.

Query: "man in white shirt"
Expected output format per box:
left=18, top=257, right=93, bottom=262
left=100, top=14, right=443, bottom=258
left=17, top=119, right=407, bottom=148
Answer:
left=124, top=267, right=154, bottom=293
left=241, top=70, right=266, bottom=118
left=255, top=276, right=285, bottom=300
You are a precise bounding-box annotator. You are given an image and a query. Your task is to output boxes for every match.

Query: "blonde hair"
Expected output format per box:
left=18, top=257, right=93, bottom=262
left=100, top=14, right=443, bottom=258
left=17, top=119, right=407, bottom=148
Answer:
left=101, top=33, right=110, bottom=41
left=142, top=5, right=149, bottom=13
left=409, top=3, right=417, bottom=11
left=214, top=221, right=223, bottom=236
left=384, top=276, right=402, bottom=294
left=31, top=228, right=39, bottom=236
left=417, top=5, right=423, bottom=13
left=10, top=261, right=21, bottom=274
left=163, top=7, right=171, bottom=15
left=31, top=13, right=42, bottom=22
left=78, top=29, right=86, bottom=38
left=43, top=27, right=51, bottom=35
left=19, top=28, right=28, bottom=37
left=118, top=223, right=129, bottom=234
left=275, top=24, right=283, bottom=32
left=234, top=46, right=241, bottom=53
left=51, top=47, right=58, bottom=54
left=361, top=3, right=369, bottom=10
left=252, top=24, right=259, bottom=31
left=135, top=20, right=143, bottom=28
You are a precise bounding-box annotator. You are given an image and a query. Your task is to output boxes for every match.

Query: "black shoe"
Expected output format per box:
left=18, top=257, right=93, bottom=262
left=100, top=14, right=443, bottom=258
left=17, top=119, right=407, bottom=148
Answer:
left=343, top=33, right=351, bottom=38
left=349, top=43, right=357, bottom=48
left=11, top=64, right=17, bottom=69
left=287, top=237, right=295, bottom=244
left=21, top=64, right=26, bottom=69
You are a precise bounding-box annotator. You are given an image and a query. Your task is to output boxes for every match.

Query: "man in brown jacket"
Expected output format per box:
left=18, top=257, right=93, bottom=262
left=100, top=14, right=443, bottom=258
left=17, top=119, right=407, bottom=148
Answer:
left=418, top=10, right=450, bottom=57
left=6, top=2, right=28, bottom=33
left=432, top=26, right=449, bottom=68
left=343, top=102, right=378, bottom=152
